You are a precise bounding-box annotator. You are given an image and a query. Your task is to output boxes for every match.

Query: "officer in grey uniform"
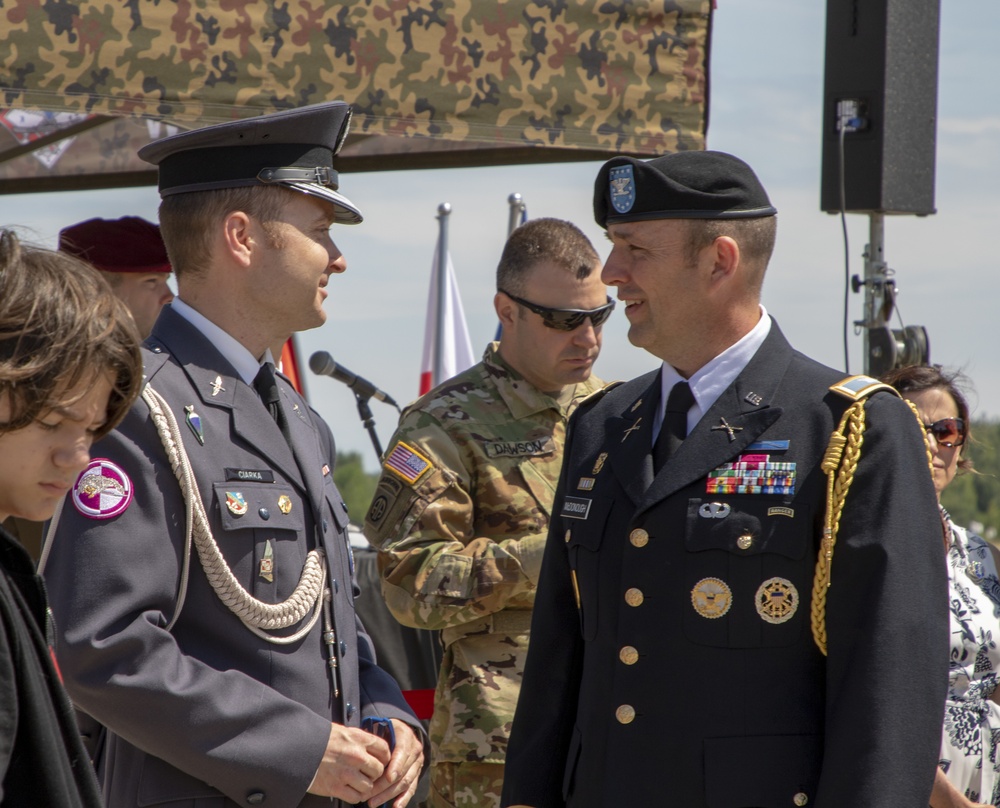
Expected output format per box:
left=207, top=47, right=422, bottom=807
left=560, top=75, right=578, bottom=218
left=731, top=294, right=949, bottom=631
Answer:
left=43, top=101, right=426, bottom=808
left=502, top=151, right=948, bottom=808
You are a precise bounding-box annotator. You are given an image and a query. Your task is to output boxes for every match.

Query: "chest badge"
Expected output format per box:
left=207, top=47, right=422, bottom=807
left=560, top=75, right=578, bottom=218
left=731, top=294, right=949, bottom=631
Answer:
left=577, top=477, right=596, bottom=491
left=691, top=577, right=732, bottom=619
left=259, top=539, right=274, bottom=582
left=698, top=502, right=731, bottom=519
left=278, top=494, right=293, bottom=515
left=755, top=577, right=799, bottom=624
left=225, top=491, right=248, bottom=516
left=184, top=405, right=205, bottom=445
left=592, top=452, right=608, bottom=475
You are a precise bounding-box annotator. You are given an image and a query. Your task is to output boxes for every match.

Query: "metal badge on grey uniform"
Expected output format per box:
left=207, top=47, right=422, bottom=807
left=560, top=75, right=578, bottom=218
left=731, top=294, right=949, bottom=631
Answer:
left=184, top=405, right=205, bottom=445
left=562, top=497, right=592, bottom=520
left=211, top=375, right=225, bottom=396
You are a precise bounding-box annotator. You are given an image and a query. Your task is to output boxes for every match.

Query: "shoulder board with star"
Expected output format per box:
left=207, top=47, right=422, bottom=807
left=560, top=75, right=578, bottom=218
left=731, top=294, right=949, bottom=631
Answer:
left=828, top=374, right=900, bottom=401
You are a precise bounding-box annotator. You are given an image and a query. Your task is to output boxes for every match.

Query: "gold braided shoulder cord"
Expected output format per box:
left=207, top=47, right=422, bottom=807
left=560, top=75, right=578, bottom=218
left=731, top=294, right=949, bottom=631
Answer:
left=143, top=385, right=327, bottom=645
left=810, top=396, right=934, bottom=655
left=811, top=401, right=866, bottom=655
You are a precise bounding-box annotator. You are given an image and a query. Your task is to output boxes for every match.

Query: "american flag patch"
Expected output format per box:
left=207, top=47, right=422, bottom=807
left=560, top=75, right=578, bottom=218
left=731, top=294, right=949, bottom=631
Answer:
left=384, top=441, right=433, bottom=484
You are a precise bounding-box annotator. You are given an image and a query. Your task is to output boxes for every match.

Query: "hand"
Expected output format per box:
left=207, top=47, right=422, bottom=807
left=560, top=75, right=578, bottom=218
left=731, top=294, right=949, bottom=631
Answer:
left=367, top=719, right=425, bottom=808
left=307, top=723, right=391, bottom=803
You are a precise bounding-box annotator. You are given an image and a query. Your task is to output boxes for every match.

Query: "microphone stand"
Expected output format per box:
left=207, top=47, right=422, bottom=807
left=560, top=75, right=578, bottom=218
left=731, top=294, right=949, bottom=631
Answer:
left=354, top=392, right=385, bottom=462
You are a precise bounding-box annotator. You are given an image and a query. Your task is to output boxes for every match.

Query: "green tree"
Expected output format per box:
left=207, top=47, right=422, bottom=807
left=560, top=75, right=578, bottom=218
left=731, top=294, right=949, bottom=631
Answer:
left=333, top=451, right=380, bottom=527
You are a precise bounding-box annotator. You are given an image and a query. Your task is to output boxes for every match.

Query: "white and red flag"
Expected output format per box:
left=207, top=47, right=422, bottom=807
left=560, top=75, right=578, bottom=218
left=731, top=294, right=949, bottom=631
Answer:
left=419, top=205, right=474, bottom=395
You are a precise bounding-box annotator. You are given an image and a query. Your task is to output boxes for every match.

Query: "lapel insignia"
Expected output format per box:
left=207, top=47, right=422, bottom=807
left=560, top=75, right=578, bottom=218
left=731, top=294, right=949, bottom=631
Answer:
left=707, top=455, right=796, bottom=495
left=744, top=392, right=763, bottom=406
left=211, top=375, right=225, bottom=397
left=259, top=539, right=274, bottom=582
left=577, top=477, right=596, bottom=491
left=225, top=491, right=248, bottom=516
left=691, top=577, right=732, bottom=619
left=621, top=417, right=643, bottom=443
left=592, top=452, right=608, bottom=474
left=710, top=416, right=743, bottom=442
left=321, top=464, right=331, bottom=477
left=630, top=398, right=643, bottom=412
left=277, top=494, right=292, bottom=515
left=755, top=577, right=798, bottom=624
left=184, top=405, right=205, bottom=445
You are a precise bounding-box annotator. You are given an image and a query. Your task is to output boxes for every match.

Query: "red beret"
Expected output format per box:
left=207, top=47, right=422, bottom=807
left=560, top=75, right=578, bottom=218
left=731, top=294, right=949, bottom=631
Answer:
left=58, top=216, right=171, bottom=274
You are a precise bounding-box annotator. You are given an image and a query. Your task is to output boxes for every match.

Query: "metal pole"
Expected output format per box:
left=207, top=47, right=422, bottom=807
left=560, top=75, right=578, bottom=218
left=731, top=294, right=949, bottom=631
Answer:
left=861, top=212, right=887, bottom=376
left=507, top=193, right=525, bottom=237
left=434, top=203, right=451, bottom=388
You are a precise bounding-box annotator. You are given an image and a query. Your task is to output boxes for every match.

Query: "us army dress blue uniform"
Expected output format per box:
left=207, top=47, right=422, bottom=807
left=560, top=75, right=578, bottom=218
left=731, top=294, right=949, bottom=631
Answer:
left=44, top=306, right=422, bottom=808
left=502, top=323, right=949, bottom=808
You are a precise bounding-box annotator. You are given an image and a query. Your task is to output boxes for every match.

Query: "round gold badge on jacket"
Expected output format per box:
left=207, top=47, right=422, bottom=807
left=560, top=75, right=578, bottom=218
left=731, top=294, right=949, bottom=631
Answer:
left=755, top=577, right=798, bottom=624
left=691, top=577, right=732, bottom=619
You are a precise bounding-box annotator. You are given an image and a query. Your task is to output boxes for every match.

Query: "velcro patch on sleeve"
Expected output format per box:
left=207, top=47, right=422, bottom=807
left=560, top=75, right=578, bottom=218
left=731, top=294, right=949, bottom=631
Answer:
left=383, top=441, right=433, bottom=485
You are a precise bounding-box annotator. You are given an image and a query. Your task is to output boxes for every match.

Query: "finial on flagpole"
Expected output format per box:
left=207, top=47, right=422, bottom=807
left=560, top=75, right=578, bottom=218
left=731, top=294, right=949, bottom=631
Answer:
left=438, top=202, right=452, bottom=218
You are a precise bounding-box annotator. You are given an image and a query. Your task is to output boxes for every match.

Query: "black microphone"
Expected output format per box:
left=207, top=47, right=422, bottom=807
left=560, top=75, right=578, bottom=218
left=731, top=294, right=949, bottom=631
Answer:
left=309, top=351, right=399, bottom=407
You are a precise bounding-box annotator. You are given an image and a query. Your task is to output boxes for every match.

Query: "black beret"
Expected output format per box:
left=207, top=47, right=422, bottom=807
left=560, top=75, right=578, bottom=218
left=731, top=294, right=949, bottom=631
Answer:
left=593, top=151, right=777, bottom=227
left=138, top=101, right=362, bottom=224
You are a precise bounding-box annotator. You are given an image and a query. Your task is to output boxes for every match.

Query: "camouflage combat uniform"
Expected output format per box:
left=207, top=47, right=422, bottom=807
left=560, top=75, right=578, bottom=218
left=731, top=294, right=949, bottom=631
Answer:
left=364, top=342, right=603, bottom=808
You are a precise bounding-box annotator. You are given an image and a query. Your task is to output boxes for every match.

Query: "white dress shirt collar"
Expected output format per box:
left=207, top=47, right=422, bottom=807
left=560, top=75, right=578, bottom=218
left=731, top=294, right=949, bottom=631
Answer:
left=168, top=298, right=273, bottom=386
left=656, top=306, right=772, bottom=437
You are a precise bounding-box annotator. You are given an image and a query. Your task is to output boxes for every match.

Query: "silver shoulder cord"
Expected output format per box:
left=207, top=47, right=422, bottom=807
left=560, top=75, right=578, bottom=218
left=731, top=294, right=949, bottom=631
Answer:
left=141, top=384, right=328, bottom=643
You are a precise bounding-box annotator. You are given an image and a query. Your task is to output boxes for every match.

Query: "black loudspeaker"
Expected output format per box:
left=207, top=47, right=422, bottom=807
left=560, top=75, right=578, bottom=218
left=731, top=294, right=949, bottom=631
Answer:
left=820, top=0, right=940, bottom=214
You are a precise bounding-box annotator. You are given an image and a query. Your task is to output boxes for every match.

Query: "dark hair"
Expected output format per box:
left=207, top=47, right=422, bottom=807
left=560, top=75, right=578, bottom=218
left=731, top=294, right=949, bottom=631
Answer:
left=496, top=218, right=600, bottom=296
left=880, top=364, right=973, bottom=472
left=0, top=230, right=143, bottom=438
left=157, top=185, right=293, bottom=278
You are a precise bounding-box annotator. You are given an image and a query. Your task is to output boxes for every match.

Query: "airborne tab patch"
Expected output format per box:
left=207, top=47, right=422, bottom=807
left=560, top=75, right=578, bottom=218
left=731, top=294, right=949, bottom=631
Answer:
left=383, top=441, right=432, bottom=485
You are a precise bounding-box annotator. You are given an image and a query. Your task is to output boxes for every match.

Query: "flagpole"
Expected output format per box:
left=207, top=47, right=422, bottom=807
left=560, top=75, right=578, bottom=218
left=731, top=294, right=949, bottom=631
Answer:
left=434, top=203, right=451, bottom=388
left=507, top=193, right=526, bottom=236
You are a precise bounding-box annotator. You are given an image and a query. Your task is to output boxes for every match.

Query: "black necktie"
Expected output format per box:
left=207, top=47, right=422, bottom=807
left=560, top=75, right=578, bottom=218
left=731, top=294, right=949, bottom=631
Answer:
left=653, top=381, right=695, bottom=474
left=253, top=362, right=292, bottom=445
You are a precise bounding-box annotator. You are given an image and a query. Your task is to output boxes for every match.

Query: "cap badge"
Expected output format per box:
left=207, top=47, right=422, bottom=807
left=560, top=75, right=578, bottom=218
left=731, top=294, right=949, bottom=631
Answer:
left=72, top=458, right=134, bottom=520
left=609, top=164, right=636, bottom=214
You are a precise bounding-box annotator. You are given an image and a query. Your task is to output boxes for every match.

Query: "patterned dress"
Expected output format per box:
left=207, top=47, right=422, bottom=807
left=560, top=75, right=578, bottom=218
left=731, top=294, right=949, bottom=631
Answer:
left=942, top=508, right=1000, bottom=805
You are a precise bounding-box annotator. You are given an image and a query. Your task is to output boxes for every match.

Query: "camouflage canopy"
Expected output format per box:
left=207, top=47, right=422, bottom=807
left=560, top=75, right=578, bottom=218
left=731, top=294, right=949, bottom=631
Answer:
left=0, top=0, right=710, bottom=194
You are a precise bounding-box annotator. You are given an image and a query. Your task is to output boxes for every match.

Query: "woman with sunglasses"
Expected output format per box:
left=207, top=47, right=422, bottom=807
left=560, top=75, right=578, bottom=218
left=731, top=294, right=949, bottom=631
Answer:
left=0, top=229, right=142, bottom=806
left=882, top=364, right=998, bottom=808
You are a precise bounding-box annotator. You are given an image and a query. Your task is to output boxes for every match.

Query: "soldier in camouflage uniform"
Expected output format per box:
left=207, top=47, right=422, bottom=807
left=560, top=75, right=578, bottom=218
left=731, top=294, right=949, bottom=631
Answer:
left=364, top=218, right=612, bottom=808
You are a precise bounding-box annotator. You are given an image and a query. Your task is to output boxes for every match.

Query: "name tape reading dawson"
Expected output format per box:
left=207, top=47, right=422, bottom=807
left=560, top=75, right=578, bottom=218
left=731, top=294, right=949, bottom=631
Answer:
left=484, top=437, right=554, bottom=458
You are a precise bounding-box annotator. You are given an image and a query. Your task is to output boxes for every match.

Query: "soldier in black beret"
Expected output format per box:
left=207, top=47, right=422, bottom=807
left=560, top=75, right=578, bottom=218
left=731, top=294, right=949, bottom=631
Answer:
left=44, top=101, right=427, bottom=808
left=503, top=151, right=949, bottom=808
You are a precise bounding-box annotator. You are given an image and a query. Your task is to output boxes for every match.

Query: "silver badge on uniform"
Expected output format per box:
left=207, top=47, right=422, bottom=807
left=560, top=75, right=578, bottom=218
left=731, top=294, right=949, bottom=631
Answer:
left=755, top=577, right=798, bottom=624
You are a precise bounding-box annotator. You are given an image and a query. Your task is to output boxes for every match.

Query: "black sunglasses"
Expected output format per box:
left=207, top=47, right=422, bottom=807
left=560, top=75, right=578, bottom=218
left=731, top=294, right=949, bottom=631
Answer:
left=923, top=417, right=966, bottom=448
left=500, top=290, right=615, bottom=332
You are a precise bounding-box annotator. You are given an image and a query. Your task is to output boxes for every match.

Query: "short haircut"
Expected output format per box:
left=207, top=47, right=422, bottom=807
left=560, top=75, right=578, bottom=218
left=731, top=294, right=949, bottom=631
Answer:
left=0, top=230, right=143, bottom=438
left=157, top=185, right=293, bottom=278
left=880, top=364, right=974, bottom=472
left=496, top=218, right=600, bottom=296
left=684, top=216, right=778, bottom=294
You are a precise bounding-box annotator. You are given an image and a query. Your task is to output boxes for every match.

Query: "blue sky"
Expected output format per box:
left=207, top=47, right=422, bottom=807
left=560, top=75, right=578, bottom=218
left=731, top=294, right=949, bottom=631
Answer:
left=3, top=1, right=998, bottom=472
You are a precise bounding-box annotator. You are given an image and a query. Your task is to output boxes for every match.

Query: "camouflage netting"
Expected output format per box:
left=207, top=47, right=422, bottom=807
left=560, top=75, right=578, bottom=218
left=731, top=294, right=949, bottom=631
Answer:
left=0, top=0, right=710, bottom=189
